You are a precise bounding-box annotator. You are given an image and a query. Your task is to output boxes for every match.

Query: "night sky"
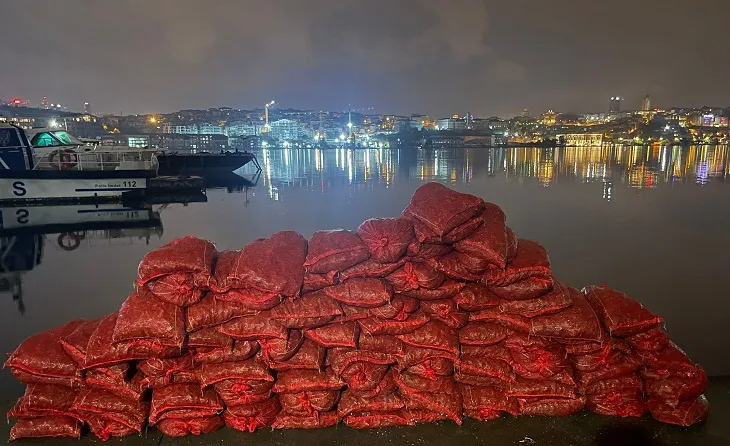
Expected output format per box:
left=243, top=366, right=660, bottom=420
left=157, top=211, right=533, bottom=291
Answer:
left=2, top=0, right=729, bottom=116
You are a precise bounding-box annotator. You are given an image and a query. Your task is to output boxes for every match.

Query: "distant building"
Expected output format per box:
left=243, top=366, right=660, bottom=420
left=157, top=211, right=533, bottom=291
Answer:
left=609, top=97, right=622, bottom=113
left=641, top=95, right=652, bottom=112
left=436, top=117, right=466, bottom=131
left=84, top=102, right=92, bottom=115
left=558, top=133, right=604, bottom=147
left=41, top=97, right=49, bottom=110
left=226, top=120, right=263, bottom=137
left=269, top=119, right=303, bottom=141
left=161, top=122, right=224, bottom=135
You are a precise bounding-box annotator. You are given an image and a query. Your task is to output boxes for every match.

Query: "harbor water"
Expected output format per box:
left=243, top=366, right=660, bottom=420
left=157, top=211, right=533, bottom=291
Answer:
left=1, top=145, right=729, bottom=399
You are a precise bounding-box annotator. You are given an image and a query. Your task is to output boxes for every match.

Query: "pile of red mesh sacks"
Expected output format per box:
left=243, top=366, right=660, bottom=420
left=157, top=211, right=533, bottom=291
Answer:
left=5, top=182, right=709, bottom=441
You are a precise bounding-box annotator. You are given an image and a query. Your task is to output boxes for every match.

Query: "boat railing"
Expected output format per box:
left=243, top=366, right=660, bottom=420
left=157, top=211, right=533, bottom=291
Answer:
left=34, top=149, right=159, bottom=172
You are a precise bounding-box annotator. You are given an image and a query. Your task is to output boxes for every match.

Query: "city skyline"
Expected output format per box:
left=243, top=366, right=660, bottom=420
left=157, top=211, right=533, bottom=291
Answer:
left=2, top=1, right=729, bottom=116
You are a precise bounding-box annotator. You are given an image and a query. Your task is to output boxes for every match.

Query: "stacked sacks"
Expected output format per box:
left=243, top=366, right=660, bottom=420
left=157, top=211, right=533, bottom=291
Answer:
left=5, top=182, right=711, bottom=441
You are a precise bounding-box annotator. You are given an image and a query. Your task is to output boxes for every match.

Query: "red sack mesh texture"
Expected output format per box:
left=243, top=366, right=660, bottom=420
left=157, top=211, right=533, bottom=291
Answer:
left=274, top=369, right=345, bottom=393
left=344, top=410, right=413, bottom=429
left=427, top=252, right=484, bottom=282
left=583, top=285, right=664, bottom=337
left=270, top=290, right=343, bottom=329
left=454, top=251, right=492, bottom=275
left=577, top=355, right=642, bottom=388
left=157, top=416, right=224, bottom=437
left=398, top=385, right=463, bottom=425
left=8, top=384, right=80, bottom=419
left=643, top=368, right=707, bottom=408
left=323, top=278, right=393, bottom=309
left=402, top=182, right=485, bottom=237
left=498, top=280, right=573, bottom=318
left=461, top=343, right=513, bottom=363
left=271, top=410, right=339, bottom=429
left=396, top=320, right=459, bottom=356
left=430, top=311, right=469, bottom=330
left=469, top=307, right=530, bottom=333
left=419, top=298, right=456, bottom=318
left=647, top=395, right=709, bottom=427
left=357, top=217, right=414, bottom=263
left=198, top=358, right=273, bottom=388
left=460, top=385, right=519, bottom=416
left=507, top=343, right=567, bottom=379
left=85, top=370, right=146, bottom=402
left=586, top=391, right=648, bottom=418
left=186, top=293, right=258, bottom=332
left=453, top=203, right=512, bottom=269
left=584, top=374, right=643, bottom=395
left=396, top=372, right=457, bottom=394
left=85, top=415, right=138, bottom=440
left=186, top=327, right=232, bottom=349
left=634, top=342, right=699, bottom=375
left=220, top=231, right=307, bottom=297
left=305, top=321, right=359, bottom=348
left=9, top=416, right=82, bottom=441
left=340, top=258, right=406, bottom=282
left=280, top=390, right=341, bottom=416
left=217, top=313, right=287, bottom=341
left=213, top=288, right=282, bottom=311
left=268, top=340, right=326, bottom=372
left=136, top=236, right=215, bottom=306
left=507, top=377, right=576, bottom=399
left=341, top=362, right=391, bottom=391
left=139, top=356, right=194, bottom=378
left=483, top=239, right=552, bottom=287
left=528, top=288, right=603, bottom=341
left=302, top=270, right=339, bottom=293
left=459, top=322, right=512, bottom=346
left=368, top=295, right=419, bottom=320
left=397, top=346, right=458, bottom=371
left=407, top=240, right=453, bottom=259
left=626, top=327, right=670, bottom=352
left=402, top=280, right=466, bottom=301
left=208, top=249, right=239, bottom=293
left=387, top=262, right=445, bottom=293
left=304, top=229, right=370, bottom=274
left=5, top=320, right=84, bottom=386
left=214, top=379, right=274, bottom=406
left=457, top=356, right=516, bottom=385
left=259, top=330, right=304, bottom=363
left=413, top=214, right=484, bottom=245
left=224, top=397, right=281, bottom=432
left=193, top=341, right=259, bottom=365
left=491, top=277, right=554, bottom=302
left=513, top=366, right=577, bottom=387
left=455, top=371, right=513, bottom=388
left=359, top=310, right=430, bottom=336
left=454, top=283, right=500, bottom=311
left=113, top=290, right=185, bottom=347
left=517, top=396, right=586, bottom=416
left=60, top=318, right=102, bottom=365
left=405, top=358, right=454, bottom=380
left=149, top=384, right=223, bottom=425
left=359, top=334, right=405, bottom=354
left=560, top=339, right=606, bottom=356
left=570, top=340, right=631, bottom=373
left=328, top=349, right=400, bottom=376
left=72, top=388, right=149, bottom=432
left=405, top=408, right=450, bottom=423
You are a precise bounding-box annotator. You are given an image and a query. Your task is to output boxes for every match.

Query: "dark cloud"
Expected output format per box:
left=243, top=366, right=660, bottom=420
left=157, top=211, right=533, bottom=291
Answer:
left=1, top=0, right=728, bottom=116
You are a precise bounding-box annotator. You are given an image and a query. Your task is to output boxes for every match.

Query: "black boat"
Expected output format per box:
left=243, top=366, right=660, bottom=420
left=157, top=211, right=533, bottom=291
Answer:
left=156, top=151, right=260, bottom=176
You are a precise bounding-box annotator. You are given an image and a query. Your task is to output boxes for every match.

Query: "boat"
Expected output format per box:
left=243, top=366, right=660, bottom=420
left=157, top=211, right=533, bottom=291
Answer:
left=0, top=124, right=157, bottom=204
left=156, top=151, right=259, bottom=177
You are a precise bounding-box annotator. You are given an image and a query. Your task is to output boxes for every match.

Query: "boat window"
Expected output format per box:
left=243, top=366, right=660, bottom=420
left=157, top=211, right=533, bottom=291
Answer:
left=52, top=131, right=83, bottom=145
left=30, top=132, right=63, bottom=148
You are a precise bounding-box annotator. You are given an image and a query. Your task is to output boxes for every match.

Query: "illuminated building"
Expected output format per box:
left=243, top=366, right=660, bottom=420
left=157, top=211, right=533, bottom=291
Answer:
left=609, top=97, right=622, bottom=113
left=540, top=110, right=558, bottom=126
left=641, top=95, right=652, bottom=112
left=226, top=120, right=263, bottom=137
left=41, top=97, right=49, bottom=109
left=84, top=102, right=92, bottom=115
left=436, top=117, right=466, bottom=131
left=269, top=119, right=303, bottom=141
left=558, top=133, right=604, bottom=147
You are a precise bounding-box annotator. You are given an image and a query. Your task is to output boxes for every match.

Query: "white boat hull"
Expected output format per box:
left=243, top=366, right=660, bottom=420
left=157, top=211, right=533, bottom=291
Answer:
left=0, top=177, right=147, bottom=204
left=0, top=204, right=152, bottom=230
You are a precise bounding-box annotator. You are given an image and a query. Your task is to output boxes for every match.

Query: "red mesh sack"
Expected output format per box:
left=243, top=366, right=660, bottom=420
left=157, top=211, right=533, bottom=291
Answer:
left=419, top=298, right=455, bottom=317
left=9, top=416, right=82, bottom=441
left=217, top=313, right=287, bottom=341
left=427, top=252, right=483, bottom=282
left=305, top=229, right=369, bottom=273
left=157, top=416, right=223, bottom=437
left=405, top=408, right=450, bottom=423
left=454, top=283, right=500, bottom=311
left=430, top=311, right=469, bottom=330
left=208, top=249, right=238, bottom=293
left=327, top=349, right=400, bottom=376
left=413, top=214, right=484, bottom=245
left=459, top=322, right=511, bottom=346
left=271, top=410, right=339, bottom=429
left=396, top=372, right=456, bottom=394
left=259, top=330, right=304, bottom=363
left=358, top=310, right=430, bottom=336
left=583, top=285, right=664, bottom=337
left=397, top=346, right=458, bottom=371
left=186, top=293, right=258, bottom=332
left=186, top=327, right=232, bottom=349
left=517, top=396, right=586, bottom=416
left=72, top=388, right=148, bottom=431
left=279, top=390, right=340, bottom=416
left=212, top=288, right=282, bottom=311
left=86, top=371, right=145, bottom=402
left=302, top=271, right=339, bottom=293
left=452, top=203, right=511, bottom=268
left=399, top=385, right=463, bottom=424
left=193, top=341, right=259, bottom=365
left=584, top=374, right=643, bottom=395
left=507, top=344, right=567, bottom=379
left=461, top=343, right=513, bottom=362
left=214, top=379, right=273, bottom=406
left=341, top=362, right=391, bottom=391
left=387, top=262, right=445, bottom=293
left=507, top=377, right=576, bottom=399
left=634, top=342, right=698, bottom=375
left=268, top=339, right=326, bottom=372
left=8, top=384, right=80, bottom=420
left=643, top=368, right=707, bottom=408
left=570, top=340, right=631, bottom=373
left=455, top=372, right=512, bottom=388
left=460, top=384, right=519, bottom=417
left=139, top=356, right=194, bottom=378
left=136, top=236, right=215, bottom=306
left=273, top=369, right=345, bottom=393
left=224, top=397, right=281, bottom=432
left=561, top=339, right=606, bottom=356
left=149, top=384, right=223, bottom=424
left=357, top=217, right=414, bottom=263
left=338, top=303, right=370, bottom=322
left=647, top=395, right=709, bottom=427
left=60, top=318, right=102, bottom=365
left=484, top=239, right=552, bottom=287
left=220, top=231, right=307, bottom=297
left=396, top=321, right=459, bottom=356
left=198, top=358, right=272, bottom=388
left=586, top=391, right=647, bottom=417
left=405, top=357, right=454, bottom=380
left=407, top=240, right=453, bottom=259
left=6, top=320, right=84, bottom=387
left=323, top=278, right=393, bottom=309
left=528, top=289, right=603, bottom=341
left=270, top=291, right=343, bottom=329
left=305, top=321, right=359, bottom=348
left=468, top=307, right=530, bottom=333
left=402, top=182, right=485, bottom=237
left=369, top=295, right=419, bottom=320
left=402, top=280, right=466, bottom=301
left=85, top=415, right=138, bottom=440
left=343, top=410, right=413, bottom=429
left=457, top=356, right=516, bottom=384
left=113, top=290, right=185, bottom=347
left=492, top=277, right=554, bottom=301
left=359, top=334, right=404, bottom=354
left=577, top=355, right=642, bottom=388
left=626, top=327, right=670, bottom=352
left=498, top=280, right=573, bottom=318
left=340, top=258, right=406, bottom=282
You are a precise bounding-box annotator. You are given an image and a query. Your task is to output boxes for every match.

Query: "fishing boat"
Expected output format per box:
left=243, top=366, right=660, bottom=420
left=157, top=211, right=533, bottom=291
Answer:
left=0, top=124, right=157, bottom=204
left=156, top=150, right=259, bottom=177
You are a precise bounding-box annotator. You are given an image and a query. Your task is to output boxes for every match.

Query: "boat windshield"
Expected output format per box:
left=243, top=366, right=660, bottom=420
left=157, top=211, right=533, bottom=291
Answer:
left=30, top=130, right=84, bottom=148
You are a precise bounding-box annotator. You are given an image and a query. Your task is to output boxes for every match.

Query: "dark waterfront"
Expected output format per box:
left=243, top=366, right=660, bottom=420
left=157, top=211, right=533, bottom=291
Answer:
left=1, top=145, right=729, bottom=398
